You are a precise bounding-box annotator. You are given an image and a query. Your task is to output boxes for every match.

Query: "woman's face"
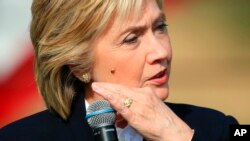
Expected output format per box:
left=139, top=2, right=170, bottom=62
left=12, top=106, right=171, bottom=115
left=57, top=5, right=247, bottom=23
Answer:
left=91, top=0, right=172, bottom=100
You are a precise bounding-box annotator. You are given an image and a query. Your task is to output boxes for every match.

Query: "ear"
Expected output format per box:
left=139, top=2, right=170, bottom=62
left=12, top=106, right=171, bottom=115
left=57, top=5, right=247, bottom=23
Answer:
left=68, top=65, right=84, bottom=81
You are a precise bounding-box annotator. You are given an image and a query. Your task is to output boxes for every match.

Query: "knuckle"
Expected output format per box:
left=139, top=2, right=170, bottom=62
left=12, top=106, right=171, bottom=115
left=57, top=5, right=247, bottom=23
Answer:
left=110, top=95, right=120, bottom=107
left=129, top=113, right=139, bottom=125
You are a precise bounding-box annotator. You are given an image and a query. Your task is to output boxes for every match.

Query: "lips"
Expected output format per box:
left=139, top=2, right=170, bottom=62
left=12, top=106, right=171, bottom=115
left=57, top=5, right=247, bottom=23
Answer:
left=147, top=68, right=168, bottom=85
left=150, top=69, right=166, bottom=79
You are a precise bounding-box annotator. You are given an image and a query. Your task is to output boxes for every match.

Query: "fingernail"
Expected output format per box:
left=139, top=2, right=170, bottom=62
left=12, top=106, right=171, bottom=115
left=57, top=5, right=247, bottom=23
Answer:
left=92, top=83, right=113, bottom=100
left=91, top=83, right=103, bottom=92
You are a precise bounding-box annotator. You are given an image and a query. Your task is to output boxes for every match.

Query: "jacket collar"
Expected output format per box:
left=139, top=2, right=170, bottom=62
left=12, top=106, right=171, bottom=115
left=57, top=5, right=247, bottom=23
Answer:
left=67, top=93, right=95, bottom=141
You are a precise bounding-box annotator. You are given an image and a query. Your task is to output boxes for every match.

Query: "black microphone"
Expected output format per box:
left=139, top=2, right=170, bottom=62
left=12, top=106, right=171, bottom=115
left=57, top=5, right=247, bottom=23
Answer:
left=85, top=100, right=118, bottom=141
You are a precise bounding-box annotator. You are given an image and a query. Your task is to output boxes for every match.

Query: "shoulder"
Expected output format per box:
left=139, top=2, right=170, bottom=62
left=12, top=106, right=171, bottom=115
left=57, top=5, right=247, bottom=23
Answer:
left=166, top=102, right=238, bottom=124
left=0, top=110, right=69, bottom=141
left=166, top=102, right=238, bottom=141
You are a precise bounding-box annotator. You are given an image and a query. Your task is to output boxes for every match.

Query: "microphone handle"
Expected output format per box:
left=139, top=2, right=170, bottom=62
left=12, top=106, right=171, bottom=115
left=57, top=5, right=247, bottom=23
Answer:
left=93, top=124, right=118, bottom=141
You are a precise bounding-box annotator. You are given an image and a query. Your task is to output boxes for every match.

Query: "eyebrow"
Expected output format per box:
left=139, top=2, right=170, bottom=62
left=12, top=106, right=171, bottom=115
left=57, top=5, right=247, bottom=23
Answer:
left=118, top=12, right=166, bottom=36
left=153, top=12, right=166, bottom=27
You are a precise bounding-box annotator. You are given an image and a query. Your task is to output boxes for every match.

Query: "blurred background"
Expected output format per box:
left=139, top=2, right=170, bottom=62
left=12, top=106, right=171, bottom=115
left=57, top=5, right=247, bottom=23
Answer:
left=0, top=0, right=249, bottom=128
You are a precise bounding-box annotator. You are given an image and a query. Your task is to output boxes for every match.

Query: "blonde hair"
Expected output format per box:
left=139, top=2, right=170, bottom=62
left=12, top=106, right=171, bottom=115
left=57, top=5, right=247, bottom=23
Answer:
left=30, top=0, right=163, bottom=120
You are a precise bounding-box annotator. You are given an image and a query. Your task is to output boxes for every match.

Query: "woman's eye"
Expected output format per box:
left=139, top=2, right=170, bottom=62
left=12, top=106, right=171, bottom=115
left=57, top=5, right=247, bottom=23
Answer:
left=123, top=33, right=138, bottom=44
left=156, top=22, right=168, bottom=33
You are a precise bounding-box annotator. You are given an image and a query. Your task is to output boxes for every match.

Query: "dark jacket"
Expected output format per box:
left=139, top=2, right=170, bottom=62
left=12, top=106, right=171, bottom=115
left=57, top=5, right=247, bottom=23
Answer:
left=0, top=93, right=238, bottom=141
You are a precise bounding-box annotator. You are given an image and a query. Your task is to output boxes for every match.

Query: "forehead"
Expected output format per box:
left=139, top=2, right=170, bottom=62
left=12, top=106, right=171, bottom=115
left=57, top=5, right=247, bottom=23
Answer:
left=92, top=0, right=163, bottom=46
left=99, top=0, right=162, bottom=37
left=118, top=0, right=162, bottom=27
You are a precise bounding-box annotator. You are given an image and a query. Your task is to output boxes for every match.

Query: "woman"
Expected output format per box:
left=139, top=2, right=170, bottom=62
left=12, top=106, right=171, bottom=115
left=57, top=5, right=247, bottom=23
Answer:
left=0, top=0, right=237, bottom=141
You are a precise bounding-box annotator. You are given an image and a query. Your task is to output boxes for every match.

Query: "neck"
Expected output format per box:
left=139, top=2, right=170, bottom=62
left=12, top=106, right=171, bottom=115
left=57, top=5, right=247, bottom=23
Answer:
left=84, top=84, right=104, bottom=103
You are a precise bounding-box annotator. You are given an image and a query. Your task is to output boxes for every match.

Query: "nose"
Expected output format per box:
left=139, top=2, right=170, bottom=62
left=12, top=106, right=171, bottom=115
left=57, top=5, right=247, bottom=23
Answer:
left=146, top=35, right=171, bottom=65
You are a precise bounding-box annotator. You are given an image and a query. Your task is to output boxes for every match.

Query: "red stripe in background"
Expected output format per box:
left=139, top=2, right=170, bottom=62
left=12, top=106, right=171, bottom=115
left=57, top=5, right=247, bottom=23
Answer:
left=0, top=44, right=45, bottom=128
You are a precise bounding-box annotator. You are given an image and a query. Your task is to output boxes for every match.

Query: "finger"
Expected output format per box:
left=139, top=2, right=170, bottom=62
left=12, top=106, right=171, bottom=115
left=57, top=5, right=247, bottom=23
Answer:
left=91, top=82, right=156, bottom=123
left=118, top=105, right=135, bottom=125
left=91, top=82, right=137, bottom=100
left=92, top=82, right=156, bottom=102
left=92, top=83, right=138, bottom=114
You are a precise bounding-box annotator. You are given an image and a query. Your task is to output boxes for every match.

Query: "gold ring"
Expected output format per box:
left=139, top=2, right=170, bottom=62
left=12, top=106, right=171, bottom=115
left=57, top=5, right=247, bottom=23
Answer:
left=123, top=97, right=133, bottom=108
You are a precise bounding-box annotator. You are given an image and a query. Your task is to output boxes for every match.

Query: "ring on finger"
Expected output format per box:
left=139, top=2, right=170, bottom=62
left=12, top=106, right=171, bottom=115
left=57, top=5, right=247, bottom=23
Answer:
left=123, top=97, right=133, bottom=108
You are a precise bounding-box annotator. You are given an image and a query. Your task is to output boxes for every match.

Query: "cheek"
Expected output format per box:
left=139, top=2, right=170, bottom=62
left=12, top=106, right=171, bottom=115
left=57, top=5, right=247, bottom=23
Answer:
left=92, top=64, right=108, bottom=82
left=112, top=52, right=146, bottom=87
left=92, top=51, right=144, bottom=86
left=92, top=38, right=146, bottom=86
left=92, top=50, right=114, bottom=82
left=114, top=62, right=143, bottom=87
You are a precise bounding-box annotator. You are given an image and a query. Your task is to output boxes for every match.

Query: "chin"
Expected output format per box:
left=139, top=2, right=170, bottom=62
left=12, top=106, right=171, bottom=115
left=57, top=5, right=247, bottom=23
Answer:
left=152, top=85, right=169, bottom=101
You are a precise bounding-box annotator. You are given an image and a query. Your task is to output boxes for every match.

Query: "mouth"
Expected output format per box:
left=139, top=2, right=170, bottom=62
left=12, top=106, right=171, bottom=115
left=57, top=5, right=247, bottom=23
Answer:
left=146, top=68, right=168, bottom=86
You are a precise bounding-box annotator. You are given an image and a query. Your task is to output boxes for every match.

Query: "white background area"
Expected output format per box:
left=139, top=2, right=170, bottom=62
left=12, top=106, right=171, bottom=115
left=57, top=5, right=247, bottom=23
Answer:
left=0, top=0, right=33, bottom=82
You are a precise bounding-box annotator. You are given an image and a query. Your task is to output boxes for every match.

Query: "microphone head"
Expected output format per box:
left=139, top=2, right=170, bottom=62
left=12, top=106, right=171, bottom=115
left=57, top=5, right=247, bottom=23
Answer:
left=86, top=100, right=116, bottom=128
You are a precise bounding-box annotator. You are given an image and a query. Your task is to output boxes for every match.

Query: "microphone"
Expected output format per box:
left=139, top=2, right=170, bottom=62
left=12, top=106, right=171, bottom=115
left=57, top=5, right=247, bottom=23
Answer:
left=85, top=100, right=118, bottom=141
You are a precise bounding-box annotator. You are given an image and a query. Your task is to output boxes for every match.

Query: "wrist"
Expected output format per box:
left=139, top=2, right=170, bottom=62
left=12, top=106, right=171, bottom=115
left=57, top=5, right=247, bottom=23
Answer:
left=160, top=127, right=195, bottom=141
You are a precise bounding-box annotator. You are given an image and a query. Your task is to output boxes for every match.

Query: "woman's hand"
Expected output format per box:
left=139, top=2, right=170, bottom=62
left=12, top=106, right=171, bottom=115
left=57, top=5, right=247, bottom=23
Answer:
left=91, top=82, right=194, bottom=141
